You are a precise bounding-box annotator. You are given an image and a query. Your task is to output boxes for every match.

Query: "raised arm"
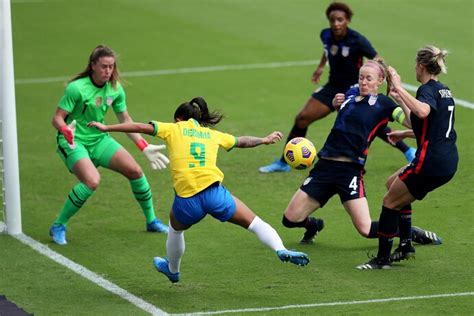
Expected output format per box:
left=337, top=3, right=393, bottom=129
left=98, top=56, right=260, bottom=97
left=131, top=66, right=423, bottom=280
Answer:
left=388, top=66, right=431, bottom=119
left=236, top=131, right=283, bottom=148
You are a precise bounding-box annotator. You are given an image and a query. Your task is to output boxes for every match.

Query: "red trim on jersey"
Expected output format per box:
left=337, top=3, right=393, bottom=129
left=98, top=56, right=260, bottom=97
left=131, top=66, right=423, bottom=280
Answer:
left=363, top=118, right=389, bottom=155
left=399, top=209, right=412, bottom=214
left=414, top=117, right=430, bottom=174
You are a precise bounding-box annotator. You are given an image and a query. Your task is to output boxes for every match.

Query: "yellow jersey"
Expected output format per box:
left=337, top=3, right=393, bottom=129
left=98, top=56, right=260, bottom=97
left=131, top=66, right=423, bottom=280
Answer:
left=150, top=119, right=237, bottom=197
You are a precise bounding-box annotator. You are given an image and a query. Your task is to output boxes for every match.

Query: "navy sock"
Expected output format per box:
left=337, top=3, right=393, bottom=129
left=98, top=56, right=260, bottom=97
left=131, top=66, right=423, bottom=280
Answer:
left=377, top=206, right=399, bottom=259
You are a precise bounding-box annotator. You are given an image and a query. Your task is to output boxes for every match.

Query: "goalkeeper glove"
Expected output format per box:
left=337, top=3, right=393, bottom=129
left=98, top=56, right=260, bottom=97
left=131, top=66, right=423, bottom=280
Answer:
left=59, top=120, right=76, bottom=149
left=136, top=139, right=170, bottom=170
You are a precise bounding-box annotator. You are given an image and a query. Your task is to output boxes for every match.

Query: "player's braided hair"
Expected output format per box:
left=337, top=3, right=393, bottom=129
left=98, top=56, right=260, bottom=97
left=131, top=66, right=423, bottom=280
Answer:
left=70, top=45, right=121, bottom=89
left=174, top=97, right=224, bottom=127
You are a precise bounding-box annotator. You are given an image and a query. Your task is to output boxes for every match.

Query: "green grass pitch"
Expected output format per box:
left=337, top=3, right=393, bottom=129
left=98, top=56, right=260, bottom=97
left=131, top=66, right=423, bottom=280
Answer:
left=1, top=0, right=473, bottom=315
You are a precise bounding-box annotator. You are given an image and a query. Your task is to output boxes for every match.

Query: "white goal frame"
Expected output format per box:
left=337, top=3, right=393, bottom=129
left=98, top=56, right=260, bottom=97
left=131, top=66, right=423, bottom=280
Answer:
left=1, top=0, right=22, bottom=235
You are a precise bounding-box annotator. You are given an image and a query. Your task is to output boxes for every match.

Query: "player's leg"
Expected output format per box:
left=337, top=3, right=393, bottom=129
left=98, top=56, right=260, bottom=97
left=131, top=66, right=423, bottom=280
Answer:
left=259, top=96, right=332, bottom=173
left=343, top=198, right=373, bottom=237
left=282, top=189, right=324, bottom=244
left=104, top=139, right=168, bottom=233
left=357, top=177, right=415, bottom=270
left=153, top=211, right=191, bottom=283
left=377, top=126, right=416, bottom=162
left=228, top=195, right=309, bottom=266
left=51, top=142, right=98, bottom=245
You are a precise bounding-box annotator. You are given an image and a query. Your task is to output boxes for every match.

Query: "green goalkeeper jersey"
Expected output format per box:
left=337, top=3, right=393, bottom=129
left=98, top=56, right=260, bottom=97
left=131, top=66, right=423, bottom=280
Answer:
left=58, top=76, right=127, bottom=145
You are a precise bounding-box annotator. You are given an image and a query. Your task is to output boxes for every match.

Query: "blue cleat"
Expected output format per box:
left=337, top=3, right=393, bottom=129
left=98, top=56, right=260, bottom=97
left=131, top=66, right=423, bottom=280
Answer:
left=404, top=147, right=416, bottom=163
left=259, top=159, right=291, bottom=173
left=276, top=249, right=310, bottom=266
left=49, top=224, right=67, bottom=245
left=146, top=219, right=169, bottom=234
left=153, top=257, right=180, bottom=283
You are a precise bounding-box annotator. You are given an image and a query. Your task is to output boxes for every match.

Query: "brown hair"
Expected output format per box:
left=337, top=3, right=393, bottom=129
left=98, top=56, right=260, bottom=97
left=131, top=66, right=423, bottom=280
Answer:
left=326, top=2, right=353, bottom=20
left=416, top=45, right=448, bottom=75
left=70, top=45, right=121, bottom=89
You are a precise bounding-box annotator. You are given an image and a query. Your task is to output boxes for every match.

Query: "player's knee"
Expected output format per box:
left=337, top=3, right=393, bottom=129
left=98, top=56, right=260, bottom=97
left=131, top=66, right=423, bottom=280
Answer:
left=83, top=176, right=100, bottom=191
left=124, top=165, right=143, bottom=180
left=282, top=215, right=305, bottom=228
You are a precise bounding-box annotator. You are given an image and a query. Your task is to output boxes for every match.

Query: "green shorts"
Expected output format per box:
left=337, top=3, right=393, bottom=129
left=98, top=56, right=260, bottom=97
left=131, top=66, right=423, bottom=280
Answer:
left=56, top=135, right=122, bottom=172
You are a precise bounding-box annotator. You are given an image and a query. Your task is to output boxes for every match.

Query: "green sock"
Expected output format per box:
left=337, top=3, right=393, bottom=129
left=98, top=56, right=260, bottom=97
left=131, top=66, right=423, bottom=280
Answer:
left=55, top=182, right=94, bottom=225
left=130, top=175, right=156, bottom=224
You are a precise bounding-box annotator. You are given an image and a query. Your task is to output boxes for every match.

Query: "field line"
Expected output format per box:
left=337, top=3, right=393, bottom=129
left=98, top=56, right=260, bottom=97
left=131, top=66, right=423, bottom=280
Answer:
left=14, top=60, right=473, bottom=109
left=1, top=225, right=168, bottom=316
left=177, top=292, right=474, bottom=315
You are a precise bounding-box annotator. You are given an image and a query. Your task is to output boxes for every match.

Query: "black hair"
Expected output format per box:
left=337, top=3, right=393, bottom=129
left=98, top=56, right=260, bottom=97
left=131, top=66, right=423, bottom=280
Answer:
left=326, top=2, right=354, bottom=20
left=174, top=97, right=224, bottom=127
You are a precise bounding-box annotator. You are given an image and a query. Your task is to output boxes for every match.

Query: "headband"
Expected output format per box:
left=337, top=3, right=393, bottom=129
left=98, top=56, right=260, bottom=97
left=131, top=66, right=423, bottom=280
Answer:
left=362, top=60, right=385, bottom=80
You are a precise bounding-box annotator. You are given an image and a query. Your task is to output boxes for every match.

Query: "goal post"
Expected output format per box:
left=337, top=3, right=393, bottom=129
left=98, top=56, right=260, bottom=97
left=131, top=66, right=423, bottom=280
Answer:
left=1, top=0, right=22, bottom=235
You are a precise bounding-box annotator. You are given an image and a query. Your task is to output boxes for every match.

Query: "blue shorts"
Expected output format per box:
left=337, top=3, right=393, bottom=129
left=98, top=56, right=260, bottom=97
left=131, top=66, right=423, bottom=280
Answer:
left=172, top=183, right=237, bottom=225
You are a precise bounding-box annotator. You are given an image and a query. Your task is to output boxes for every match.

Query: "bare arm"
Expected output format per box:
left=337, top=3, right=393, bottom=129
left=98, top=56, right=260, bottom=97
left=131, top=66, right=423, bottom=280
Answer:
left=52, top=108, right=70, bottom=131
left=236, top=131, right=283, bottom=148
left=388, top=66, right=431, bottom=119
left=387, top=129, right=415, bottom=145
left=311, top=53, right=327, bottom=84
left=88, top=121, right=154, bottom=135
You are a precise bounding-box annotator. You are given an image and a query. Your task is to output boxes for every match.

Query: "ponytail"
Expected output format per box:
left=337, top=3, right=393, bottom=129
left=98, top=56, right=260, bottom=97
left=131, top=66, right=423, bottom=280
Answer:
left=174, top=97, right=224, bottom=127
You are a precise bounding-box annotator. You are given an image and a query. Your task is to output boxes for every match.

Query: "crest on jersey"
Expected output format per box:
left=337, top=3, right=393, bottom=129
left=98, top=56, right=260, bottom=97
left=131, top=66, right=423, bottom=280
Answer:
left=95, top=97, right=102, bottom=107
left=342, top=46, right=350, bottom=57
left=330, top=45, right=338, bottom=56
left=368, top=94, right=378, bottom=106
left=106, top=96, right=113, bottom=106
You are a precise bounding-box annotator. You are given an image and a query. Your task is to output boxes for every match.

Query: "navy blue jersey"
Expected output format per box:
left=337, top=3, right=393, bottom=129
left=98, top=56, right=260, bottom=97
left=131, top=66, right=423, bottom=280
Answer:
left=320, top=28, right=377, bottom=88
left=410, top=80, right=458, bottom=176
left=318, top=87, right=398, bottom=166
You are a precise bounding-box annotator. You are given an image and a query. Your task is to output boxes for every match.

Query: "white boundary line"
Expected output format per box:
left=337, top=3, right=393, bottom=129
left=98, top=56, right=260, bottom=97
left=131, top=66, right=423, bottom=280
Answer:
left=13, top=60, right=474, bottom=109
left=2, top=224, right=472, bottom=315
left=1, top=225, right=168, bottom=316
left=175, top=292, right=474, bottom=315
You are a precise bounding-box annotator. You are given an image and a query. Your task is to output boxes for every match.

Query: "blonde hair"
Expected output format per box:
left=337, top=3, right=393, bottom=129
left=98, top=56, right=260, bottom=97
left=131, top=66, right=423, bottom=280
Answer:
left=416, top=45, right=448, bottom=75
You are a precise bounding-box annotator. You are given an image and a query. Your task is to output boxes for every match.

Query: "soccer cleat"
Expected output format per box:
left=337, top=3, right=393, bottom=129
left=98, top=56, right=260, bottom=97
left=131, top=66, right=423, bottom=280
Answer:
left=276, top=249, right=310, bottom=266
left=146, top=219, right=169, bottom=234
left=49, top=224, right=67, bottom=245
left=404, top=147, right=416, bottom=163
left=153, top=257, right=180, bottom=283
left=390, top=242, right=416, bottom=262
left=300, top=218, right=325, bottom=244
left=411, top=226, right=442, bottom=245
left=258, top=159, right=291, bottom=173
left=356, top=257, right=392, bottom=270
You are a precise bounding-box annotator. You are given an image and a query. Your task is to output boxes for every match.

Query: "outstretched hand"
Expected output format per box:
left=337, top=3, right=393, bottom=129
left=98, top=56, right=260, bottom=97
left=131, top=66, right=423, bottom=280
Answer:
left=88, top=121, right=108, bottom=132
left=142, top=144, right=170, bottom=170
left=263, top=131, right=283, bottom=145
left=387, top=130, right=407, bottom=145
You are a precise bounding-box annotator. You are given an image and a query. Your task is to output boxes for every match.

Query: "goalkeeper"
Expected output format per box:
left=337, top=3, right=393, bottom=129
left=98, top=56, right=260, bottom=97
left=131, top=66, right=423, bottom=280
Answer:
left=50, top=45, right=169, bottom=246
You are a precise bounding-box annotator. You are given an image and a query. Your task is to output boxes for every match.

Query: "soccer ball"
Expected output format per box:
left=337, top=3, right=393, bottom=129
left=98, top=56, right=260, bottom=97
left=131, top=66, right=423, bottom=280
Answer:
left=283, top=137, right=317, bottom=169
